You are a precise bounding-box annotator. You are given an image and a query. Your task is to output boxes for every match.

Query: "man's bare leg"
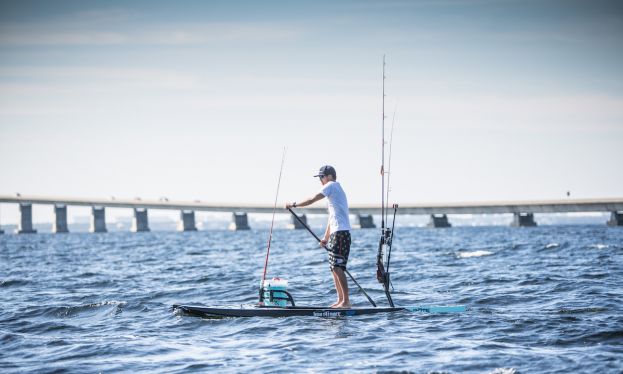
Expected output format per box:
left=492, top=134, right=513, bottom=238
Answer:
left=330, top=270, right=343, bottom=307
left=332, top=267, right=351, bottom=308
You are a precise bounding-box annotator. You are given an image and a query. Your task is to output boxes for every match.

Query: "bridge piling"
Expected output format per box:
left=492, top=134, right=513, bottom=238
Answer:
left=178, top=210, right=197, bottom=231
left=132, top=208, right=150, bottom=232
left=17, top=203, right=37, bottom=234
left=90, top=207, right=107, bottom=233
left=287, top=213, right=307, bottom=229
left=355, top=214, right=376, bottom=229
left=427, top=214, right=451, bottom=228
left=607, top=211, right=623, bottom=227
left=511, top=213, right=537, bottom=227
left=53, top=205, right=69, bottom=233
left=229, top=212, right=250, bottom=230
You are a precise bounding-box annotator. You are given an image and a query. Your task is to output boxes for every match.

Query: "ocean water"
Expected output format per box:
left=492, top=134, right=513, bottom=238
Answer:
left=1, top=225, right=622, bottom=373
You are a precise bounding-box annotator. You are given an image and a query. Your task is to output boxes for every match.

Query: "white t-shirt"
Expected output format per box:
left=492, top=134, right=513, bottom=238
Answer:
left=319, top=181, right=351, bottom=234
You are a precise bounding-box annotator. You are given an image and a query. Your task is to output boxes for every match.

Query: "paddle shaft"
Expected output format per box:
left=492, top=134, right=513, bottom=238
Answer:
left=287, top=208, right=377, bottom=307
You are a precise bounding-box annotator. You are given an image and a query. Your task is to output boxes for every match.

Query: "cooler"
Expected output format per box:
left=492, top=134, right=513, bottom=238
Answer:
left=262, top=278, right=289, bottom=307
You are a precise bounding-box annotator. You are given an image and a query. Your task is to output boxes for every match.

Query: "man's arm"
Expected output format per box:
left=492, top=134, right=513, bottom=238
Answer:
left=285, top=193, right=324, bottom=209
left=320, top=216, right=331, bottom=246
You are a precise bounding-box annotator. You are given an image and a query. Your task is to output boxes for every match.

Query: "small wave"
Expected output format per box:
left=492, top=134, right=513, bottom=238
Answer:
left=557, top=307, right=607, bottom=314
left=581, top=272, right=608, bottom=279
left=590, top=244, right=608, bottom=249
left=52, top=300, right=127, bottom=318
left=0, top=279, right=30, bottom=288
left=186, top=251, right=204, bottom=256
left=553, top=329, right=623, bottom=347
left=582, top=329, right=623, bottom=342
left=518, top=278, right=545, bottom=286
left=457, top=250, right=493, bottom=258
left=85, top=300, right=126, bottom=308
left=489, top=369, right=518, bottom=374
left=78, top=272, right=99, bottom=278
left=544, top=243, right=559, bottom=249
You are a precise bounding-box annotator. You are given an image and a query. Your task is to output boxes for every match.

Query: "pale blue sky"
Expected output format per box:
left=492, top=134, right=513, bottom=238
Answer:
left=1, top=0, right=622, bottom=222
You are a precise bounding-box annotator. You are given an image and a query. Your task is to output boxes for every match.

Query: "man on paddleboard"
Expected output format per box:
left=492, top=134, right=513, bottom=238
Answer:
left=286, top=165, right=352, bottom=308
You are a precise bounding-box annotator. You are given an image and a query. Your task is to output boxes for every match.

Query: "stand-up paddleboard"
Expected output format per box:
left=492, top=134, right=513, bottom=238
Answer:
left=173, top=305, right=404, bottom=318
left=173, top=304, right=466, bottom=318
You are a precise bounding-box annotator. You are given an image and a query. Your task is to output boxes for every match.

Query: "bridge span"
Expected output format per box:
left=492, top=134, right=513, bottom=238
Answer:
left=0, top=194, right=621, bottom=234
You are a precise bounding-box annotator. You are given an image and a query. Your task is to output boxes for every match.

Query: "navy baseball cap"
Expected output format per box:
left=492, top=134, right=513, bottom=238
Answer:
left=314, top=165, right=336, bottom=178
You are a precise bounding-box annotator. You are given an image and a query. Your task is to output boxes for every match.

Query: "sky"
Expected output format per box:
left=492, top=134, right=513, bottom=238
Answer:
left=1, top=0, right=622, bottom=223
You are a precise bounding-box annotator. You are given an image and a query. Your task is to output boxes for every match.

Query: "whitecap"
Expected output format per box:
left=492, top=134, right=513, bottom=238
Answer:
left=489, top=369, right=518, bottom=374
left=590, top=244, right=608, bottom=249
left=457, top=250, right=493, bottom=258
left=544, top=243, right=560, bottom=249
left=87, top=300, right=127, bottom=308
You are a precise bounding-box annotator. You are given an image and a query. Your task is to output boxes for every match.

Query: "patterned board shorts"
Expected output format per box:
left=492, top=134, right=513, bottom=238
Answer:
left=328, top=230, right=351, bottom=271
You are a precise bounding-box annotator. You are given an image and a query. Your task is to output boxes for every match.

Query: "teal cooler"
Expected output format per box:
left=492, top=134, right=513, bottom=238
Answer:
left=262, top=278, right=289, bottom=307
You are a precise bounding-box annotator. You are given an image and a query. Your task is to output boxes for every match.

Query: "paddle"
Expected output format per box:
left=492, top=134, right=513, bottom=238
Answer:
left=287, top=207, right=378, bottom=308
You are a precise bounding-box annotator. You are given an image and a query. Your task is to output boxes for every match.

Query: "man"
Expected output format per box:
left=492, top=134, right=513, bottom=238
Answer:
left=286, top=165, right=352, bottom=308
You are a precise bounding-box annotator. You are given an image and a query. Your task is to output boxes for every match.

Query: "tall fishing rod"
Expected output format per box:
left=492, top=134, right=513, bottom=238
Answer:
left=381, top=54, right=386, bottom=232
left=287, top=208, right=377, bottom=308
left=376, top=55, right=397, bottom=307
left=259, top=147, right=286, bottom=305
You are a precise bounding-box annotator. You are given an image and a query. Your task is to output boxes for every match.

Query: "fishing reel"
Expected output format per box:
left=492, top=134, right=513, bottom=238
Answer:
left=376, top=230, right=391, bottom=286
left=384, top=228, right=392, bottom=247
left=375, top=204, right=399, bottom=307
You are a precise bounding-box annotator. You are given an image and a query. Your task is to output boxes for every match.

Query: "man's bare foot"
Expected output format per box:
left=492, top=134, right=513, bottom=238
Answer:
left=329, top=301, right=341, bottom=308
left=334, top=302, right=351, bottom=309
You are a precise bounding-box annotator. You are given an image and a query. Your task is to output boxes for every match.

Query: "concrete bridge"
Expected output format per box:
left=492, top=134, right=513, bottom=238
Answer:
left=0, top=194, right=621, bottom=234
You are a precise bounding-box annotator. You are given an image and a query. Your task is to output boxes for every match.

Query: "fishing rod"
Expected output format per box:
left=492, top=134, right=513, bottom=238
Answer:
left=259, top=147, right=286, bottom=305
left=381, top=55, right=386, bottom=233
left=383, top=103, right=398, bottom=292
left=385, top=102, right=397, bottom=225
left=287, top=208, right=377, bottom=308
left=385, top=204, right=398, bottom=279
left=376, top=55, right=398, bottom=307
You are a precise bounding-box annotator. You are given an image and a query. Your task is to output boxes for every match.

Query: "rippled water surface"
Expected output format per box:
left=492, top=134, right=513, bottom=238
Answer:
left=1, top=226, right=622, bottom=373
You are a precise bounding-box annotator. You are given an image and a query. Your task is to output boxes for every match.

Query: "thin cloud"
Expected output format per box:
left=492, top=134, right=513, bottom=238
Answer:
left=0, top=22, right=304, bottom=46
left=400, top=93, right=623, bottom=134
left=0, top=67, right=200, bottom=89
